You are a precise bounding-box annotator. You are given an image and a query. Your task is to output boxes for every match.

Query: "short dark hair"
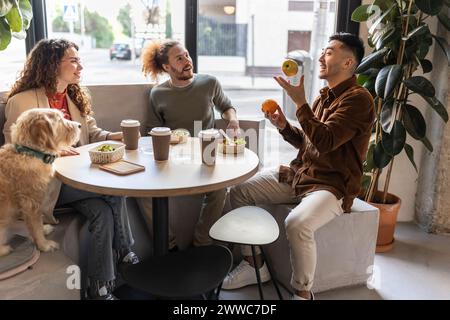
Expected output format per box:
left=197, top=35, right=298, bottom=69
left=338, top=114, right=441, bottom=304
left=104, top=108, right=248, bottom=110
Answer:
left=329, top=32, right=365, bottom=65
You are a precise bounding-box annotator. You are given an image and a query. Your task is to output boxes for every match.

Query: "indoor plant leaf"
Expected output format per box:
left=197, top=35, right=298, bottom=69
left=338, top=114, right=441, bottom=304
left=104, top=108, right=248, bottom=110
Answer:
left=12, top=29, right=25, bottom=39
left=432, top=34, right=450, bottom=65
left=363, top=77, right=376, bottom=94
left=356, top=48, right=388, bottom=74
left=404, top=143, right=418, bottom=173
left=373, top=0, right=395, bottom=11
left=438, top=9, right=450, bottom=31
left=403, top=76, right=436, bottom=97
left=351, top=4, right=378, bottom=22
left=0, top=17, right=11, bottom=50
left=421, top=136, right=434, bottom=152
left=364, top=142, right=376, bottom=172
left=380, top=98, right=397, bottom=132
left=375, top=64, right=403, bottom=99
left=361, top=174, right=372, bottom=192
left=18, top=0, right=32, bottom=30
left=417, top=38, right=432, bottom=60
left=376, top=25, right=399, bottom=50
left=357, top=74, right=370, bottom=86
left=402, top=104, right=426, bottom=139
left=374, top=141, right=392, bottom=169
left=368, top=3, right=397, bottom=35
left=415, top=0, right=444, bottom=16
left=381, top=120, right=407, bottom=156
left=422, top=95, right=449, bottom=123
left=0, top=0, right=32, bottom=51
left=5, top=4, right=22, bottom=33
left=419, top=59, right=433, bottom=73
left=403, top=24, right=429, bottom=40
left=361, top=68, right=380, bottom=78
left=0, top=0, right=14, bottom=17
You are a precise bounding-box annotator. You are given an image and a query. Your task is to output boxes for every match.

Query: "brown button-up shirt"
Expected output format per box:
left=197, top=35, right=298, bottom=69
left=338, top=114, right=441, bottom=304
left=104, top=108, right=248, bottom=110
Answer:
left=278, top=76, right=375, bottom=212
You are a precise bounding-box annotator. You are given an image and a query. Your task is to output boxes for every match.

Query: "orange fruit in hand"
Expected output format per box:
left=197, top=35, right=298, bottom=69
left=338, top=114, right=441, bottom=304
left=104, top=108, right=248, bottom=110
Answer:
left=282, top=59, right=298, bottom=77
left=261, top=99, right=279, bottom=114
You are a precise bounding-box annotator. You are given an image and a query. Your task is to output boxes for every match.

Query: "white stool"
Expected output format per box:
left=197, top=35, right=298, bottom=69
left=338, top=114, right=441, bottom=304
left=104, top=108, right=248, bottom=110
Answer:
left=209, top=206, right=283, bottom=300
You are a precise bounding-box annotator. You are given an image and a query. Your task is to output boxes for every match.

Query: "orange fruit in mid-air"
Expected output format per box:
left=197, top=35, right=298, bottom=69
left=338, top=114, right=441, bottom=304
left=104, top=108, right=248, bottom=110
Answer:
left=282, top=59, right=298, bottom=77
left=261, top=99, right=279, bottom=114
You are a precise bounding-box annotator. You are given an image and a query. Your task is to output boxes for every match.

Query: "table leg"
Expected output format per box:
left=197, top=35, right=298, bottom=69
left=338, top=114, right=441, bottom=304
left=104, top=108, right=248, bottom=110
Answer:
left=152, top=197, right=169, bottom=256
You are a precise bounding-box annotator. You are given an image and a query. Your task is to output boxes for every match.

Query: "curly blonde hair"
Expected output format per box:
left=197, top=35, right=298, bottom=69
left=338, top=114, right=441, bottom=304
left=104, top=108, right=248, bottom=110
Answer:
left=7, top=39, right=92, bottom=116
left=141, top=40, right=180, bottom=81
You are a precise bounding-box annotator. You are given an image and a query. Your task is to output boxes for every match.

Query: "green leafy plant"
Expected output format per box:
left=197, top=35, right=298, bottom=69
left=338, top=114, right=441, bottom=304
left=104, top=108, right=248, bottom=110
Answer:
left=0, top=0, right=33, bottom=50
left=352, top=0, right=449, bottom=203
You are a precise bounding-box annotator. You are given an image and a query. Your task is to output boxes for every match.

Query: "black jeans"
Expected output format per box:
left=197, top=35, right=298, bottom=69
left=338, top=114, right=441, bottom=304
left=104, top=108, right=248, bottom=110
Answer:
left=56, top=184, right=134, bottom=282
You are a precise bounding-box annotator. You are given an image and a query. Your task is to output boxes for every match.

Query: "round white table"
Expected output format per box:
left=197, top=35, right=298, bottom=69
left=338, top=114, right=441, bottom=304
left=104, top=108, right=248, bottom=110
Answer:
left=54, top=137, right=259, bottom=256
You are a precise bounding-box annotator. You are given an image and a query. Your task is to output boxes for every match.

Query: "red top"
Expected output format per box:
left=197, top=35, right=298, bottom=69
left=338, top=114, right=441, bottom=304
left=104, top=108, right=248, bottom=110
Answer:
left=47, top=91, right=72, bottom=120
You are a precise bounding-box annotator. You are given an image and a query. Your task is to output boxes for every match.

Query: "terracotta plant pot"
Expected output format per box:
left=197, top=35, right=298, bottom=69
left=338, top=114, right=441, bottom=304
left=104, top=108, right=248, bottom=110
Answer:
left=367, top=191, right=401, bottom=253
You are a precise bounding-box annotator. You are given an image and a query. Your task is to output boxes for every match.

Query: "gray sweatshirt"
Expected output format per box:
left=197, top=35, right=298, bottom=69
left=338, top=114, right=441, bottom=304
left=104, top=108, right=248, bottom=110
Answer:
left=146, top=74, right=234, bottom=136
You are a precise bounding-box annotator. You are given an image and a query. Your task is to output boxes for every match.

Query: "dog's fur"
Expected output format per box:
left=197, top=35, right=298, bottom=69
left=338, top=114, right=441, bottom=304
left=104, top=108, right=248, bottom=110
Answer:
left=0, top=108, right=80, bottom=256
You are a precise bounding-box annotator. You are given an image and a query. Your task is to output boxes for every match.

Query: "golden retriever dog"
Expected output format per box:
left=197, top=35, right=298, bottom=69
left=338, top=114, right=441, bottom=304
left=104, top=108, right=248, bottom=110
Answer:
left=0, top=108, right=81, bottom=256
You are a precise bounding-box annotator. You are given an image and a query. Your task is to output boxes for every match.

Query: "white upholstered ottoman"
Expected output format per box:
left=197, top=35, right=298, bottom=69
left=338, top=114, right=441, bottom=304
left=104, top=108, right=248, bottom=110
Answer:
left=260, top=198, right=379, bottom=293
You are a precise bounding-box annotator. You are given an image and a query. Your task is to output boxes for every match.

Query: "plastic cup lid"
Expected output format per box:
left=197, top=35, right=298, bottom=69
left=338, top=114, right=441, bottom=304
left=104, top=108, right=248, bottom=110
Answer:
left=121, top=119, right=140, bottom=127
left=150, top=127, right=172, bottom=136
left=198, top=129, right=220, bottom=139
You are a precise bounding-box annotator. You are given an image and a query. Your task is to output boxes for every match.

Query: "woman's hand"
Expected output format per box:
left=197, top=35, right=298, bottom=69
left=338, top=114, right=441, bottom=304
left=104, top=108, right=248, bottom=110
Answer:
left=107, top=131, right=123, bottom=141
left=264, top=105, right=288, bottom=130
left=58, top=147, right=80, bottom=157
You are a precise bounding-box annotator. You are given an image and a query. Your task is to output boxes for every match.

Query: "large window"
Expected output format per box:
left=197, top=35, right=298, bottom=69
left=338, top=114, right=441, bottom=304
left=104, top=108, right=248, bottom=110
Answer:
left=197, top=0, right=337, bottom=113
left=0, top=39, right=27, bottom=92
left=44, top=0, right=185, bottom=85
left=197, top=0, right=337, bottom=167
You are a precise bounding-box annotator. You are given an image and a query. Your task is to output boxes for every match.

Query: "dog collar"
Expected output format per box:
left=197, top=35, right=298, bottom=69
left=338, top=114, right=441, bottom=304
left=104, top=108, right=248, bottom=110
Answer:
left=14, top=144, right=57, bottom=164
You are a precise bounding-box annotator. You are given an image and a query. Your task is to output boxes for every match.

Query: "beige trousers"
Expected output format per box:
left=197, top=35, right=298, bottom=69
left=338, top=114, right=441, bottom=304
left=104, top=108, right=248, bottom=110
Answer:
left=230, top=169, right=343, bottom=291
left=136, top=188, right=227, bottom=248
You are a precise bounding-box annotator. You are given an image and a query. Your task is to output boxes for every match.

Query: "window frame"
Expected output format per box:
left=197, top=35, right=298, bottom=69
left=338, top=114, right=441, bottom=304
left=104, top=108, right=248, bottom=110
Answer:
left=24, top=0, right=360, bottom=68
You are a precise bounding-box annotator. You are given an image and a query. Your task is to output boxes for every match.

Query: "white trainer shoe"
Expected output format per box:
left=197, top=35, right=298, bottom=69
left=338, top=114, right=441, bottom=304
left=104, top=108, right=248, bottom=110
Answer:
left=222, top=259, right=271, bottom=290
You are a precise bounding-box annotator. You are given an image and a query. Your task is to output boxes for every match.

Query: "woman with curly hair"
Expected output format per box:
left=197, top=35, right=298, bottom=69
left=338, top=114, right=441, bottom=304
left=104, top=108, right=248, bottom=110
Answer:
left=3, top=39, right=139, bottom=300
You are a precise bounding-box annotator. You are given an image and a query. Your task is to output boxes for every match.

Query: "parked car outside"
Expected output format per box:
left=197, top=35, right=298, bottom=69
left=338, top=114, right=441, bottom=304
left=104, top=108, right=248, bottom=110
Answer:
left=109, top=42, right=142, bottom=60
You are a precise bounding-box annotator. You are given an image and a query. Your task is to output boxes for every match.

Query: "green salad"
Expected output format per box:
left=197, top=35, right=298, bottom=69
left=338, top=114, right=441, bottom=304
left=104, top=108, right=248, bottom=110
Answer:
left=98, top=145, right=115, bottom=152
left=173, top=129, right=189, bottom=136
left=224, top=138, right=245, bottom=145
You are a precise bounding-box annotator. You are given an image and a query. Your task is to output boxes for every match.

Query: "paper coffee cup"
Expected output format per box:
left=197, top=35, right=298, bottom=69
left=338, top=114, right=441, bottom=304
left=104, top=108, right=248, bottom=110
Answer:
left=150, top=127, right=172, bottom=161
left=121, top=119, right=140, bottom=150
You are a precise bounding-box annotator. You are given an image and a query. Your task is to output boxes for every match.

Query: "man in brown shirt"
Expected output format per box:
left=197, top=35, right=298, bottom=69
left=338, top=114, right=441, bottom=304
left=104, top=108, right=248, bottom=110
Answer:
left=221, top=33, right=375, bottom=300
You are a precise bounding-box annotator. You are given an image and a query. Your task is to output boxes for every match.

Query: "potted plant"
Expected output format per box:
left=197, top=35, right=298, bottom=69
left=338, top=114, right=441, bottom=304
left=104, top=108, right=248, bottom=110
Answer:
left=0, top=0, right=33, bottom=50
left=351, top=0, right=449, bottom=252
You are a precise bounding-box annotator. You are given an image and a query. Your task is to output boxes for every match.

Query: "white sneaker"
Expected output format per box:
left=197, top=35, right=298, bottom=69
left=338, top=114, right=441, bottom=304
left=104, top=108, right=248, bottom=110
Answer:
left=222, top=259, right=271, bottom=290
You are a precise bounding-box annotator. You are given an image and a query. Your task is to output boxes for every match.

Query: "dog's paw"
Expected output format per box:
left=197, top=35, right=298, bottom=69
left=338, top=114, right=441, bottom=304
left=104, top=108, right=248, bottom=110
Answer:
left=43, top=224, right=55, bottom=235
left=0, top=245, right=12, bottom=257
left=37, top=240, right=59, bottom=252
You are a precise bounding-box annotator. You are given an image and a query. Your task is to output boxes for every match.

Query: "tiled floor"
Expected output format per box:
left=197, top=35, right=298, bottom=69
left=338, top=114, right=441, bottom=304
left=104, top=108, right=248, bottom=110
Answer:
left=220, top=222, right=450, bottom=300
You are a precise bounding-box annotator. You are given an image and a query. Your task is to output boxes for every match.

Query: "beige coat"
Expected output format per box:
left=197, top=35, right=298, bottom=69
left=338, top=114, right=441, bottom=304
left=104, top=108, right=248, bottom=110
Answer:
left=3, top=87, right=110, bottom=223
